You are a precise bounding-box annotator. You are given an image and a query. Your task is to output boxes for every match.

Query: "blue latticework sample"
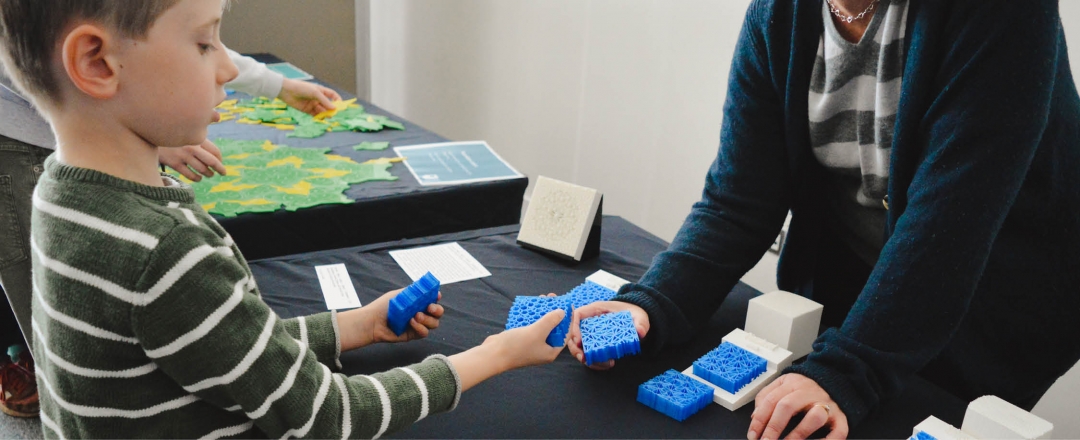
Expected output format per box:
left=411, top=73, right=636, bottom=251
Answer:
left=637, top=370, right=714, bottom=421
left=692, top=342, right=768, bottom=394
left=386, top=272, right=441, bottom=336
left=908, top=432, right=937, bottom=440
left=565, top=281, right=618, bottom=309
left=505, top=296, right=572, bottom=347
left=580, top=311, right=640, bottom=365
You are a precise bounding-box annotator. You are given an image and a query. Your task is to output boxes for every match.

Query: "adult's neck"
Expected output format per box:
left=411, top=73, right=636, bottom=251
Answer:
left=50, top=108, right=164, bottom=188
left=829, top=0, right=879, bottom=43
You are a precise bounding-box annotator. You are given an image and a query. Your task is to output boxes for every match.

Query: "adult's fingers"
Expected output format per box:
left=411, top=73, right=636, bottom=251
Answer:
left=784, top=403, right=830, bottom=440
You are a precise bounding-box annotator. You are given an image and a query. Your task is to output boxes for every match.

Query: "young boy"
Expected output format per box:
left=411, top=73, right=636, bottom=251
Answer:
left=0, top=0, right=566, bottom=437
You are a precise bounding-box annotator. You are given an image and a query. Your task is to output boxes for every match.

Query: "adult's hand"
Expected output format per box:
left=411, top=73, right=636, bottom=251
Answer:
left=748, top=373, right=848, bottom=440
left=566, top=300, right=650, bottom=370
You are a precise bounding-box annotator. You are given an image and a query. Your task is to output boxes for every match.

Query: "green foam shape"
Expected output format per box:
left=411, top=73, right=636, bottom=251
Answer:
left=352, top=141, right=390, bottom=151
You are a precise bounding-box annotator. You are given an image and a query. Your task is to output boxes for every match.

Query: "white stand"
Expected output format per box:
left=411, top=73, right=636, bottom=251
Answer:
left=745, top=291, right=823, bottom=360
left=681, top=329, right=794, bottom=410
left=585, top=270, right=630, bottom=292
left=961, top=396, right=1053, bottom=439
left=517, top=176, right=603, bottom=262
left=911, top=416, right=976, bottom=440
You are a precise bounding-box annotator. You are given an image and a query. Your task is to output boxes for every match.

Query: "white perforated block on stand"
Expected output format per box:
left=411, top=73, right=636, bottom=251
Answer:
left=961, top=395, right=1053, bottom=439
left=682, top=329, right=794, bottom=411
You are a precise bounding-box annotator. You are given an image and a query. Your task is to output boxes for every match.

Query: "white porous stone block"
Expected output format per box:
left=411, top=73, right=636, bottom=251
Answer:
left=961, top=395, right=1053, bottom=439
left=517, top=176, right=602, bottom=261
left=744, top=291, right=823, bottom=359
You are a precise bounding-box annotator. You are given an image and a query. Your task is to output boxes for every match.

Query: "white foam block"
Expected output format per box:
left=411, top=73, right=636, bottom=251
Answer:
left=911, top=416, right=975, bottom=440
left=682, top=329, right=794, bottom=411
left=517, top=176, right=602, bottom=261
left=745, top=291, right=823, bottom=360
left=961, top=395, right=1053, bottom=439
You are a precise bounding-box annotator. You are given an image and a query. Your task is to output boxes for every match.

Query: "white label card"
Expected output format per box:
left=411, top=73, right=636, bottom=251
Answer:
left=389, top=242, right=492, bottom=285
left=315, top=263, right=362, bottom=310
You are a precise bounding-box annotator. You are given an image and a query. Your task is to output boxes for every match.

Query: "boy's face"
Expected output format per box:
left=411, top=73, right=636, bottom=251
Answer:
left=114, top=0, right=237, bottom=148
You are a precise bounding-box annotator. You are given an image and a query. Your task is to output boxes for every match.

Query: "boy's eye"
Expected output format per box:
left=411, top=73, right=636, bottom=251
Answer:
left=198, top=43, right=215, bottom=54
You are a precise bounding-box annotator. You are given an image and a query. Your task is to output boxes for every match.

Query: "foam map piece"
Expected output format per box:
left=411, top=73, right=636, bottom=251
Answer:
left=637, top=370, right=714, bottom=422
left=565, top=281, right=617, bottom=310
left=692, top=342, right=768, bottom=394
left=386, top=272, right=441, bottom=336
left=505, top=296, right=572, bottom=347
left=580, top=311, right=640, bottom=365
left=215, top=97, right=406, bottom=139
left=168, top=138, right=397, bottom=217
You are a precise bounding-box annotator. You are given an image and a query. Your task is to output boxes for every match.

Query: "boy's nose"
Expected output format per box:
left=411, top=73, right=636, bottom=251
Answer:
left=219, top=49, right=239, bottom=85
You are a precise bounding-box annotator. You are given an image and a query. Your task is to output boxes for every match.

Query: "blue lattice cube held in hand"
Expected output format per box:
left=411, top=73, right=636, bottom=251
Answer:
left=580, top=311, right=640, bottom=365
left=565, top=281, right=617, bottom=309
left=692, top=342, right=768, bottom=394
left=505, top=296, right=572, bottom=347
left=637, top=370, right=714, bottom=421
left=386, top=272, right=441, bottom=336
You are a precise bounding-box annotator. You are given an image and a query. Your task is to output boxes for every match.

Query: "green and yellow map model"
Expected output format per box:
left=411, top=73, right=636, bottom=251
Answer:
left=170, top=138, right=398, bottom=217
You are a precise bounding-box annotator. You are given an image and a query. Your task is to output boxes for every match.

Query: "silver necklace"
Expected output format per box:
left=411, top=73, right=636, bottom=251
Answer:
left=826, top=0, right=879, bottom=23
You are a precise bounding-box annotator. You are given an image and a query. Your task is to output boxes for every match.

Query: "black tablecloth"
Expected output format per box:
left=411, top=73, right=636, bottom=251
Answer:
left=206, top=54, right=527, bottom=260
left=249, top=216, right=966, bottom=438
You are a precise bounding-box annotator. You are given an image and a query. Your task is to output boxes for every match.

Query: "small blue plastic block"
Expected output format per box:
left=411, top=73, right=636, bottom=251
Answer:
left=565, top=281, right=618, bottom=309
left=692, top=342, right=768, bottom=394
left=637, top=370, right=714, bottom=421
left=505, top=296, right=572, bottom=347
left=909, top=431, right=937, bottom=440
left=386, top=272, right=441, bottom=336
left=580, top=311, right=641, bottom=365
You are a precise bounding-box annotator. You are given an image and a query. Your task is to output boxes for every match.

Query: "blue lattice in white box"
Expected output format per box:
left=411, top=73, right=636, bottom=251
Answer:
left=693, top=342, right=768, bottom=394
left=682, top=328, right=793, bottom=410
left=505, top=295, right=572, bottom=347
left=580, top=311, right=640, bottom=365
left=637, top=369, right=714, bottom=422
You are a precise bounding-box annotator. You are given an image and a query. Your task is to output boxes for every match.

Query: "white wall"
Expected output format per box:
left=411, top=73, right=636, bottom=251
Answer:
left=366, top=1, right=1080, bottom=436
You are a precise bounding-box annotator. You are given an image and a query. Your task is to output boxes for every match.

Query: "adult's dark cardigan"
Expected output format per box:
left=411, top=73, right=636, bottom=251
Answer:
left=615, top=0, right=1080, bottom=427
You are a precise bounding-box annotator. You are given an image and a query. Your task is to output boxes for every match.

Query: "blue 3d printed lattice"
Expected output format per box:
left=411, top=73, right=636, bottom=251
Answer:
left=692, top=341, right=768, bottom=394
left=637, top=369, right=714, bottom=421
left=505, top=295, right=572, bottom=347
left=908, top=432, right=937, bottom=440
left=580, top=311, right=640, bottom=365
left=565, top=281, right=618, bottom=309
left=386, top=272, right=441, bottom=336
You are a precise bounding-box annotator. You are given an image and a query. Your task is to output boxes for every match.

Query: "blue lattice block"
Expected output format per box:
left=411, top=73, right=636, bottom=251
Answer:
left=909, top=432, right=937, bottom=440
left=565, top=281, right=617, bottom=309
left=386, top=272, right=441, bottom=336
left=692, top=342, right=768, bottom=394
left=505, top=296, right=572, bottom=347
left=580, top=311, right=640, bottom=365
left=637, top=370, right=714, bottom=421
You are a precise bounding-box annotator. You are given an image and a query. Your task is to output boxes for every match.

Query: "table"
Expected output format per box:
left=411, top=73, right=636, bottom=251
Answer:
left=249, top=216, right=967, bottom=438
left=207, top=54, right=527, bottom=260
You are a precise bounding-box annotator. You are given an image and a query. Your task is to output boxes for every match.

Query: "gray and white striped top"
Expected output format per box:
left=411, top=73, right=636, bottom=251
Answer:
left=808, top=0, right=908, bottom=264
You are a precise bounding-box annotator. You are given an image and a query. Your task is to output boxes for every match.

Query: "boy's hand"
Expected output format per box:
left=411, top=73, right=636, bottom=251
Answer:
left=278, top=79, right=342, bottom=115
left=158, top=139, right=226, bottom=182
left=567, top=301, right=650, bottom=370
left=339, top=289, right=444, bottom=351
left=482, top=309, right=566, bottom=371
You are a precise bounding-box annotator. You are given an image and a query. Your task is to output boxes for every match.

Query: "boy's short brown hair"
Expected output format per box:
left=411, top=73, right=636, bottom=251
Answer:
left=0, top=0, right=180, bottom=109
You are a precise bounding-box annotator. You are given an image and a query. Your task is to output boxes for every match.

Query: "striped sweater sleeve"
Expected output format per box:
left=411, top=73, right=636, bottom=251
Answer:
left=130, top=223, right=461, bottom=438
left=281, top=313, right=342, bottom=369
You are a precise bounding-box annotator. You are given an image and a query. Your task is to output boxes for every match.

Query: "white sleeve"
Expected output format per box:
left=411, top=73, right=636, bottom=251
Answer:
left=225, top=48, right=285, bottom=99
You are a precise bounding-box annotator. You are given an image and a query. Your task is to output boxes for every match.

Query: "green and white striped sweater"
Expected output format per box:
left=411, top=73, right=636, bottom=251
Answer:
left=29, top=156, right=461, bottom=439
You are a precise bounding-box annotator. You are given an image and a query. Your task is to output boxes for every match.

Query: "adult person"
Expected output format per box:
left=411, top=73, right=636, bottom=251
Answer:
left=568, top=0, right=1080, bottom=438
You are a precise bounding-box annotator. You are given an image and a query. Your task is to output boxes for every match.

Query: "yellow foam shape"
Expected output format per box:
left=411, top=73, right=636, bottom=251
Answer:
left=226, top=153, right=252, bottom=160
left=273, top=181, right=313, bottom=196
left=362, top=157, right=406, bottom=165
left=217, top=114, right=236, bottom=122
left=236, top=118, right=261, bottom=125
left=313, top=98, right=358, bottom=120
left=202, top=202, right=217, bottom=211
left=210, top=180, right=261, bottom=193
left=325, top=155, right=356, bottom=163
left=261, top=141, right=277, bottom=151
left=216, top=99, right=238, bottom=108
left=223, top=165, right=247, bottom=175
left=306, top=168, right=352, bottom=179
left=267, top=156, right=304, bottom=168
left=226, top=198, right=276, bottom=206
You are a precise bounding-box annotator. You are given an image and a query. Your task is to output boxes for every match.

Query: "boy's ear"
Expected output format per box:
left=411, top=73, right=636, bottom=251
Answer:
left=60, top=24, right=121, bottom=100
